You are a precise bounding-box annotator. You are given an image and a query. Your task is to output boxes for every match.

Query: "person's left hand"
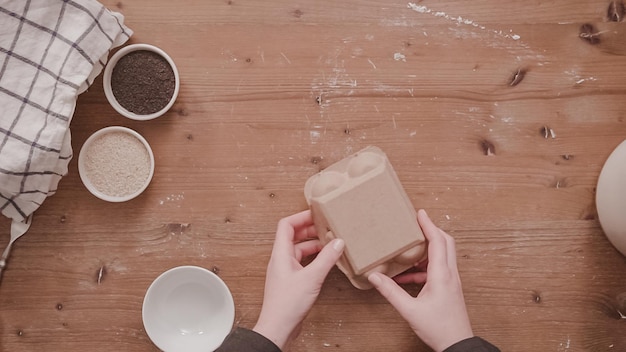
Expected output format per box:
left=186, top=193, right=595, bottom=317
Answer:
left=253, top=210, right=345, bottom=350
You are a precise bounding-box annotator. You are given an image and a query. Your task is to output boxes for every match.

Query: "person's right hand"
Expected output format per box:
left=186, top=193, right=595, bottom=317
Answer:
left=367, top=209, right=474, bottom=352
left=253, top=210, right=344, bottom=350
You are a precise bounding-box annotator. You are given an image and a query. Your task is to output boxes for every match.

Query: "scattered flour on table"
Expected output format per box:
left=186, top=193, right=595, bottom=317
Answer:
left=565, top=69, right=597, bottom=85
left=393, top=52, right=407, bottom=62
left=407, top=3, right=522, bottom=41
left=159, top=193, right=185, bottom=205
left=310, top=130, right=322, bottom=144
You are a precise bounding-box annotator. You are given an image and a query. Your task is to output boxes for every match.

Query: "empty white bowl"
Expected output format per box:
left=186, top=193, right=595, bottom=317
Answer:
left=142, top=266, right=235, bottom=352
left=103, top=43, right=180, bottom=120
left=78, top=126, right=155, bottom=202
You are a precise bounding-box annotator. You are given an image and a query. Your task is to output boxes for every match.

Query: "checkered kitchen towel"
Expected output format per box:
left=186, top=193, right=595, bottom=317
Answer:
left=0, top=0, right=132, bottom=224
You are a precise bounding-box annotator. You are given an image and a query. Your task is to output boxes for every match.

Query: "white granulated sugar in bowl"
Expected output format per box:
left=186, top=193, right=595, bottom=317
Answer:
left=82, top=131, right=152, bottom=198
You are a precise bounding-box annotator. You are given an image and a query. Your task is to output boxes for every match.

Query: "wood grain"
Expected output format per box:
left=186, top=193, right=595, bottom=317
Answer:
left=1, top=0, right=626, bottom=351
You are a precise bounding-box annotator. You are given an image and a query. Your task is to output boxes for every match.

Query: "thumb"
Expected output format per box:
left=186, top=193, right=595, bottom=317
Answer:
left=368, top=272, right=412, bottom=309
left=306, top=239, right=345, bottom=279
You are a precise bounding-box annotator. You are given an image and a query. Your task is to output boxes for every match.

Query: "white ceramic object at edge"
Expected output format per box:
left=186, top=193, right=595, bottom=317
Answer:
left=142, top=266, right=235, bottom=352
left=103, top=43, right=180, bottom=120
left=596, top=139, right=626, bottom=256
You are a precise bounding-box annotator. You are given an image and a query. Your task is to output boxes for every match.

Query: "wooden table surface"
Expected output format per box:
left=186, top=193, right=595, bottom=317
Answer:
left=2, top=0, right=626, bottom=351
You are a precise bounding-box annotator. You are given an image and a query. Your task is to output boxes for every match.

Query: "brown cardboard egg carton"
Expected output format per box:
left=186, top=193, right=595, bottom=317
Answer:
left=304, top=146, right=427, bottom=290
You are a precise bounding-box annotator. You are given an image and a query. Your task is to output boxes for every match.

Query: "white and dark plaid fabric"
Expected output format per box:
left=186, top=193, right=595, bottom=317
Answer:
left=0, top=0, right=132, bottom=223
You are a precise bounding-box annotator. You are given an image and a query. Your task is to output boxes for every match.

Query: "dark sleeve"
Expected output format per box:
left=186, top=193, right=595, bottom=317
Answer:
left=215, top=327, right=282, bottom=352
left=443, top=336, right=501, bottom=352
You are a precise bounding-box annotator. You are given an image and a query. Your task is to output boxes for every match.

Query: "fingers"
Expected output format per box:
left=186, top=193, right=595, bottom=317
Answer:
left=273, top=210, right=316, bottom=258
left=417, top=209, right=442, bottom=242
left=368, top=272, right=413, bottom=309
left=415, top=259, right=429, bottom=271
left=276, top=210, right=314, bottom=240
left=275, top=211, right=318, bottom=243
left=417, top=210, right=448, bottom=276
left=294, top=224, right=318, bottom=242
left=294, top=239, right=322, bottom=262
left=443, top=230, right=459, bottom=273
left=394, top=271, right=428, bottom=285
left=417, top=209, right=462, bottom=284
left=305, top=239, right=344, bottom=279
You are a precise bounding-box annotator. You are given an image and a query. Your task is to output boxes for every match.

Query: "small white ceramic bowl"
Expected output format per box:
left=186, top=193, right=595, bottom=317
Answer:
left=78, top=126, right=155, bottom=202
left=103, top=43, right=180, bottom=120
left=142, top=266, right=235, bottom=352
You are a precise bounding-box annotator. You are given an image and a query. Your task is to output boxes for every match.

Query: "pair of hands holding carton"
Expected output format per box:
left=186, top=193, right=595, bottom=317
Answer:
left=252, top=209, right=474, bottom=352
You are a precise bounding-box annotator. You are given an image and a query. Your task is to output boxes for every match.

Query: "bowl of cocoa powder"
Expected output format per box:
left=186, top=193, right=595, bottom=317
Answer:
left=103, top=44, right=179, bottom=120
left=78, top=126, right=155, bottom=202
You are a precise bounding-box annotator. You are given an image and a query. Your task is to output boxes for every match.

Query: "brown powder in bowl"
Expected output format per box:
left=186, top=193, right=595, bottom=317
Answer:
left=111, top=50, right=175, bottom=115
left=83, top=132, right=151, bottom=197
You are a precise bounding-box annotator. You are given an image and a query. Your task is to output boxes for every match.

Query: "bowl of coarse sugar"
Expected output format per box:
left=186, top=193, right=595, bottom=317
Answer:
left=78, top=126, right=155, bottom=202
